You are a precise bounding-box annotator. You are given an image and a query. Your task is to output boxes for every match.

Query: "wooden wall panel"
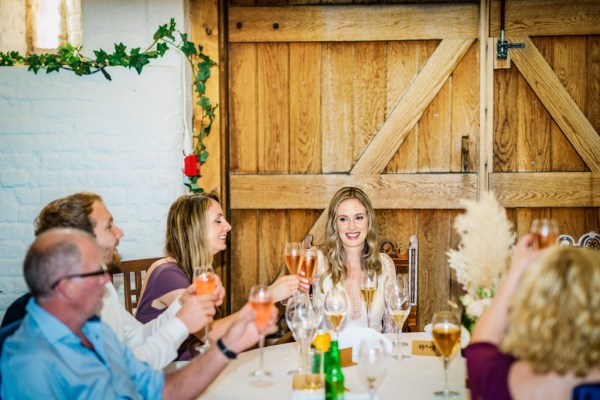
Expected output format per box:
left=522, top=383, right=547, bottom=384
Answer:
left=229, top=44, right=257, bottom=173
left=257, top=43, right=289, bottom=173
left=230, top=210, right=258, bottom=311
left=322, top=43, right=354, bottom=172
left=587, top=37, right=600, bottom=131
left=258, top=210, right=287, bottom=284
left=493, top=67, right=519, bottom=172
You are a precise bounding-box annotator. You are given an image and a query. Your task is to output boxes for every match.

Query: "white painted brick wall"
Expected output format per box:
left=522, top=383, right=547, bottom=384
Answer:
left=0, top=0, right=191, bottom=319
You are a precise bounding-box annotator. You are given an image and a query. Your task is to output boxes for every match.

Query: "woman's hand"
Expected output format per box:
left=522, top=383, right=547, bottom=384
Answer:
left=268, top=274, right=299, bottom=303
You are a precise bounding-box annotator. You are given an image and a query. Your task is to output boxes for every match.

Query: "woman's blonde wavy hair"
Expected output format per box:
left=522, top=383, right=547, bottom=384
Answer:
left=321, top=187, right=381, bottom=289
left=164, top=193, right=218, bottom=281
left=501, top=246, right=600, bottom=376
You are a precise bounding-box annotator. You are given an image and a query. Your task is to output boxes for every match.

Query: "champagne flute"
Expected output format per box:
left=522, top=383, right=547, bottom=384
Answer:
left=285, top=296, right=303, bottom=375
left=298, top=248, right=318, bottom=287
left=385, top=274, right=411, bottom=359
left=283, top=242, right=303, bottom=304
left=324, top=287, right=349, bottom=340
left=248, top=284, right=274, bottom=385
left=531, top=218, right=559, bottom=249
left=192, top=265, right=216, bottom=354
left=360, top=270, right=377, bottom=328
left=431, top=311, right=461, bottom=398
left=357, top=337, right=388, bottom=400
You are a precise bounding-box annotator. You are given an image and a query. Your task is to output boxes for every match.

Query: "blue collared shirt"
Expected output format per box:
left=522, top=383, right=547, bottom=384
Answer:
left=1, top=298, right=165, bottom=399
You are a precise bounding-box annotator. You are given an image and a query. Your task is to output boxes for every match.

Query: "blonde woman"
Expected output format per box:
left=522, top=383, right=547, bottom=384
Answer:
left=466, top=234, right=600, bottom=400
left=316, top=187, right=396, bottom=333
left=136, top=193, right=301, bottom=360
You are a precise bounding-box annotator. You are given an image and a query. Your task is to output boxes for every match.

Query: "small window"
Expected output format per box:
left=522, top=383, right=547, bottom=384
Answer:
left=26, top=0, right=81, bottom=54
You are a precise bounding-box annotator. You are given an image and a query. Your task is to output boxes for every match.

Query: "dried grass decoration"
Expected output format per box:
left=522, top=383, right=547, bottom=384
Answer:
left=447, top=192, right=516, bottom=331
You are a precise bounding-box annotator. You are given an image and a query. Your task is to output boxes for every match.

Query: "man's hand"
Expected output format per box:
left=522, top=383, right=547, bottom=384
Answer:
left=221, top=303, right=278, bottom=354
left=268, top=275, right=300, bottom=303
left=175, top=284, right=216, bottom=333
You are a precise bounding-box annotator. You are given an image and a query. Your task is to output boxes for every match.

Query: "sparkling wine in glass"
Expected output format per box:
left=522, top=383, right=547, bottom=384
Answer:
left=431, top=311, right=461, bottom=398
left=357, top=337, right=388, bottom=400
left=531, top=218, right=559, bottom=249
left=324, top=287, right=349, bottom=340
left=193, top=265, right=216, bottom=354
left=298, top=248, right=318, bottom=285
left=284, top=242, right=303, bottom=275
left=248, top=284, right=274, bottom=386
left=385, top=274, right=411, bottom=359
left=360, top=270, right=377, bottom=328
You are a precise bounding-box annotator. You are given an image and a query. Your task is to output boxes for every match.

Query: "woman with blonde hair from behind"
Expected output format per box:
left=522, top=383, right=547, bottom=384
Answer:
left=465, top=234, right=600, bottom=400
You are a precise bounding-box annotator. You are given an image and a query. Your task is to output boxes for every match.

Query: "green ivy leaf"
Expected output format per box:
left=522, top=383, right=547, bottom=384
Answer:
left=94, top=49, right=108, bottom=64
left=129, top=53, right=150, bottom=74
left=157, top=42, right=169, bottom=56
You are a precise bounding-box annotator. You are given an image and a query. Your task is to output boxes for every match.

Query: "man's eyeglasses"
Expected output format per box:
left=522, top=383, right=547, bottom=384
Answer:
left=50, top=264, right=108, bottom=289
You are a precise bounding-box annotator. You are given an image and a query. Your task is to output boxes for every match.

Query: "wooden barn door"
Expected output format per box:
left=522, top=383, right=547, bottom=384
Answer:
left=226, top=1, right=480, bottom=329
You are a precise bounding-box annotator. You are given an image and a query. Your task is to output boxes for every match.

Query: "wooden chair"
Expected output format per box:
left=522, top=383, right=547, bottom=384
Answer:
left=379, top=235, right=419, bottom=332
left=116, top=257, right=161, bottom=314
left=558, top=231, right=600, bottom=251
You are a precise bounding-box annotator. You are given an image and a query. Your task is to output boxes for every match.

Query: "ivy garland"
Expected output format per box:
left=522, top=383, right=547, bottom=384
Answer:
left=0, top=18, right=216, bottom=193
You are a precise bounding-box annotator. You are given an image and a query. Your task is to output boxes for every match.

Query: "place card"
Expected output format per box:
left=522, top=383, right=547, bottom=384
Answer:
left=411, top=340, right=440, bottom=356
left=340, top=347, right=356, bottom=367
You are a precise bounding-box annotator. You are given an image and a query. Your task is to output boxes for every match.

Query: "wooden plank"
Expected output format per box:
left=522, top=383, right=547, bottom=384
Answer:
left=508, top=36, right=600, bottom=172
left=489, top=172, right=600, bottom=207
left=229, top=44, right=257, bottom=173
left=257, top=210, right=287, bottom=285
left=549, top=37, right=587, bottom=171
left=229, top=4, right=478, bottom=43
left=450, top=42, right=479, bottom=173
left=493, top=65, right=519, bottom=172
left=378, top=210, right=418, bottom=255
left=257, top=43, right=289, bottom=173
left=354, top=42, right=386, bottom=164
left=588, top=37, right=600, bottom=132
left=322, top=43, right=354, bottom=173
left=191, top=0, right=222, bottom=194
left=490, top=0, right=600, bottom=37
left=352, top=39, right=475, bottom=175
left=289, top=42, right=321, bottom=173
left=230, top=173, right=478, bottom=209
left=230, top=210, right=258, bottom=311
left=385, top=41, right=418, bottom=173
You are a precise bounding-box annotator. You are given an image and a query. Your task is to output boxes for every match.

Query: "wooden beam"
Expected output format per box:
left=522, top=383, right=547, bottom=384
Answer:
left=352, top=39, right=475, bottom=175
left=489, top=172, right=600, bottom=207
left=230, top=173, right=478, bottom=209
left=490, top=0, right=600, bottom=37
left=229, top=4, right=478, bottom=43
left=508, top=36, right=600, bottom=172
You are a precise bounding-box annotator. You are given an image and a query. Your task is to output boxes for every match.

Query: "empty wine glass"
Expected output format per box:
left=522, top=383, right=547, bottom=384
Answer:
left=324, top=287, right=349, bottom=340
left=385, top=274, right=411, bottom=360
left=248, top=284, right=274, bottom=386
left=192, top=265, right=216, bottom=354
left=360, top=270, right=377, bottom=328
left=531, top=218, right=559, bottom=249
left=357, top=337, right=388, bottom=400
left=431, top=311, right=461, bottom=398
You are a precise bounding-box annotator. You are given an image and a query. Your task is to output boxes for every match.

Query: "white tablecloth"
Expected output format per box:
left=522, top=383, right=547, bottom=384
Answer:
left=175, top=332, right=468, bottom=400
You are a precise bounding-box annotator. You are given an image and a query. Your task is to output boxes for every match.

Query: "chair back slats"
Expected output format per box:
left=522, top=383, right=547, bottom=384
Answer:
left=558, top=231, right=600, bottom=251
left=117, top=258, right=162, bottom=314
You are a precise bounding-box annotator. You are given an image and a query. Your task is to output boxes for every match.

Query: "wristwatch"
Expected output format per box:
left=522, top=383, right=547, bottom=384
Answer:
left=216, top=338, right=237, bottom=359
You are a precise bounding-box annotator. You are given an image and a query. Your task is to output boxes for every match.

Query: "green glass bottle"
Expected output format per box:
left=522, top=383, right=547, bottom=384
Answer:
left=325, top=340, right=345, bottom=400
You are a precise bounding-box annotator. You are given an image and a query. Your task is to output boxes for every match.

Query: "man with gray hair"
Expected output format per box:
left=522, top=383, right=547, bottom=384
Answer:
left=1, top=228, right=276, bottom=399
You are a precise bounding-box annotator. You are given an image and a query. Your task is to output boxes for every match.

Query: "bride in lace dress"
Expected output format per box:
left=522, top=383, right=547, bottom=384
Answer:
left=315, top=187, right=396, bottom=333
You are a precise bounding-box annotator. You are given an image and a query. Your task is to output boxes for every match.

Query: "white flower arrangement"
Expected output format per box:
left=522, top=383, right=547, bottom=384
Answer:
left=447, top=192, right=516, bottom=330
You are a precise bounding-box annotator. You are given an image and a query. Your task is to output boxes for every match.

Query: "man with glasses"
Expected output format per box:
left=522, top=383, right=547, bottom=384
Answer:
left=2, top=192, right=221, bottom=369
left=1, top=228, right=276, bottom=399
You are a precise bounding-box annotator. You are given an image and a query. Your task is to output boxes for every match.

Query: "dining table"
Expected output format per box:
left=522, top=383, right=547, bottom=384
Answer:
left=167, top=332, right=470, bottom=400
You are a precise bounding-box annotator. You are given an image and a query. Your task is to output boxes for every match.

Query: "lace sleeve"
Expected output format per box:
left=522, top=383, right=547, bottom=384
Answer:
left=381, top=253, right=397, bottom=333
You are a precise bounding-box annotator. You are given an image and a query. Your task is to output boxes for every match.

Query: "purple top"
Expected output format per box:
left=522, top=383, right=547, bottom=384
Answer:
left=135, top=262, right=193, bottom=360
left=465, top=342, right=515, bottom=400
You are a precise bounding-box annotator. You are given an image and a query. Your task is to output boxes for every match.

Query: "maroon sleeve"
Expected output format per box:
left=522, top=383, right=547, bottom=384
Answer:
left=465, top=342, right=515, bottom=400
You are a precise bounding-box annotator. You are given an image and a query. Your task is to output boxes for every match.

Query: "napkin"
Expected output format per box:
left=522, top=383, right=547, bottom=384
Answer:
left=337, top=325, right=393, bottom=358
left=291, top=391, right=377, bottom=400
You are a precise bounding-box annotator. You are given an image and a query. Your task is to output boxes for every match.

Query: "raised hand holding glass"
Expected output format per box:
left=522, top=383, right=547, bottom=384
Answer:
left=192, top=264, right=215, bottom=354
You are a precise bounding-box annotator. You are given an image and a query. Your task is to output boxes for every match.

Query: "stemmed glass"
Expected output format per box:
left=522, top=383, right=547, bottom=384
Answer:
left=431, top=311, right=461, bottom=398
left=298, top=248, right=318, bottom=288
left=324, top=287, right=349, bottom=340
left=283, top=242, right=303, bottom=304
left=285, top=294, right=323, bottom=375
left=357, top=337, right=388, bottom=400
left=385, top=274, right=411, bottom=360
left=192, top=265, right=216, bottom=354
left=360, top=270, right=377, bottom=328
left=531, top=218, right=559, bottom=249
left=248, top=284, right=274, bottom=385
